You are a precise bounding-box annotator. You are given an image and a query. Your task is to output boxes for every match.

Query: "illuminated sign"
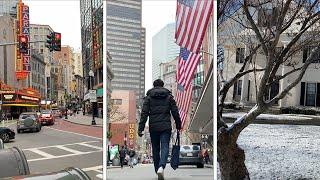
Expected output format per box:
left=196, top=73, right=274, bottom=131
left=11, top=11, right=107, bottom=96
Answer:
left=129, top=123, right=135, bottom=146
left=21, top=95, right=39, bottom=101
left=21, top=5, right=30, bottom=72
left=3, top=95, right=14, bottom=100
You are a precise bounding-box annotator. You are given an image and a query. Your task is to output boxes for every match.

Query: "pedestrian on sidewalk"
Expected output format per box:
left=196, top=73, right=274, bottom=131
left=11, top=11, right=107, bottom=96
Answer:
left=138, top=79, right=181, bottom=180
left=119, top=146, right=126, bottom=169
left=128, top=147, right=136, bottom=168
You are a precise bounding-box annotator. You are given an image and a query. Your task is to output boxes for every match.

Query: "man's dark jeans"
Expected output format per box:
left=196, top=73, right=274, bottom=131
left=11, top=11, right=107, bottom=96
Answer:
left=150, top=129, right=171, bottom=173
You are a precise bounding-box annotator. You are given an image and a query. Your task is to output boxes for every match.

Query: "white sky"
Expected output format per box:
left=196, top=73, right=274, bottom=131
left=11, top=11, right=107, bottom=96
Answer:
left=24, top=0, right=81, bottom=51
left=24, top=0, right=177, bottom=92
left=142, top=0, right=176, bottom=91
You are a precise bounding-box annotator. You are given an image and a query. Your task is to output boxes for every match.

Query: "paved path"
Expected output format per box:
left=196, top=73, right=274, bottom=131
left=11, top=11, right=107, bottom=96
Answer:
left=5, top=118, right=103, bottom=179
left=64, top=114, right=103, bottom=127
left=107, top=164, right=214, bottom=180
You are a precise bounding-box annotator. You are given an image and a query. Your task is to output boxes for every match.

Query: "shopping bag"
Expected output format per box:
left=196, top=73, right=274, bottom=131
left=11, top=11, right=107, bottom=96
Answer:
left=170, top=131, right=180, bottom=170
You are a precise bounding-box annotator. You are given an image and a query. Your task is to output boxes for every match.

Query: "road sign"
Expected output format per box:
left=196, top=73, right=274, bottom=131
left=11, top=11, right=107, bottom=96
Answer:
left=89, top=90, right=97, bottom=102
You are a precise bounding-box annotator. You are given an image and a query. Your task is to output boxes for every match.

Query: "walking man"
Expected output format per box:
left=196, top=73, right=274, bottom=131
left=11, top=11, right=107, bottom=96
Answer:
left=138, top=79, right=181, bottom=180
left=128, top=147, right=136, bottom=168
left=119, top=146, right=126, bottom=169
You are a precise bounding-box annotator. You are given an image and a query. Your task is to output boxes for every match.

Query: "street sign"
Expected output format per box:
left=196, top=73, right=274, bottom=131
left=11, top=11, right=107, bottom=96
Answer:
left=89, top=90, right=97, bottom=102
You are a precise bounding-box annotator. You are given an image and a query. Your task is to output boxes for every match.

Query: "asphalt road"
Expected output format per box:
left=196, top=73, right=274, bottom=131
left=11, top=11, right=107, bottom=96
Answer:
left=107, top=164, right=214, bottom=180
left=4, top=118, right=103, bottom=179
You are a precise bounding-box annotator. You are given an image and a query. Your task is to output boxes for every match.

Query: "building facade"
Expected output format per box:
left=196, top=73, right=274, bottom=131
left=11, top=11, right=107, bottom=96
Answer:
left=29, top=24, right=54, bottom=101
left=0, top=0, right=18, bottom=18
left=80, top=0, right=103, bottom=114
left=30, top=50, right=46, bottom=99
left=109, top=90, right=137, bottom=148
left=159, top=57, right=177, bottom=96
left=106, top=0, right=145, bottom=106
left=152, top=23, right=180, bottom=81
left=0, top=16, right=16, bottom=88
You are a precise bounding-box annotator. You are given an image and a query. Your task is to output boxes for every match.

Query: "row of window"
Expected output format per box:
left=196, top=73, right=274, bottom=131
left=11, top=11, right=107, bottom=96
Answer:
left=110, top=51, right=140, bottom=58
left=107, top=30, right=141, bottom=40
left=235, top=47, right=320, bottom=63
left=107, top=36, right=140, bottom=43
left=107, top=40, right=141, bottom=48
left=112, top=83, right=140, bottom=89
left=113, top=63, right=140, bottom=68
left=108, top=46, right=141, bottom=53
left=113, top=67, right=141, bottom=73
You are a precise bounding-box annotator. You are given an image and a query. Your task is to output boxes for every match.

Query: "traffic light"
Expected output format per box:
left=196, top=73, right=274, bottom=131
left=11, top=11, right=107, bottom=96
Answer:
left=19, top=35, right=28, bottom=54
left=46, top=32, right=54, bottom=52
left=53, top=32, right=61, bottom=51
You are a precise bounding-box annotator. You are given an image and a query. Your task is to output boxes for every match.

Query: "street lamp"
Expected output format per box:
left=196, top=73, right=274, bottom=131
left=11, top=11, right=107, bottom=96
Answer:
left=89, top=70, right=96, bottom=125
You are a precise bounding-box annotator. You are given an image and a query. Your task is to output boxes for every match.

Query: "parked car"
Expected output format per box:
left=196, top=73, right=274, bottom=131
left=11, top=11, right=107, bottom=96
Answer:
left=0, top=127, right=15, bottom=143
left=39, top=110, right=55, bottom=125
left=51, top=108, right=62, bottom=118
left=17, top=112, right=42, bottom=133
left=179, top=145, right=204, bottom=168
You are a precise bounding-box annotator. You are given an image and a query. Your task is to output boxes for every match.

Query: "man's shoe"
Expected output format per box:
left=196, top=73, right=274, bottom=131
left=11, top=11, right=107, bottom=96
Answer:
left=157, top=167, right=164, bottom=180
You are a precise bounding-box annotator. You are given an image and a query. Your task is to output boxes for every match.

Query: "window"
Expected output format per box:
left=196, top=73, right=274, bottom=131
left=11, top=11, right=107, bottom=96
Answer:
left=233, top=80, right=242, bottom=101
left=258, top=7, right=279, bottom=27
left=112, top=99, right=122, bottom=105
left=236, top=48, right=245, bottom=63
left=303, top=46, right=320, bottom=63
left=300, top=82, right=320, bottom=107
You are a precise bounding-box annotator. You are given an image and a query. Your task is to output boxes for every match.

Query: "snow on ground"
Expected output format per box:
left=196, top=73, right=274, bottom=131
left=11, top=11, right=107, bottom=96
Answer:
left=223, top=112, right=313, bottom=120
left=218, top=124, right=320, bottom=179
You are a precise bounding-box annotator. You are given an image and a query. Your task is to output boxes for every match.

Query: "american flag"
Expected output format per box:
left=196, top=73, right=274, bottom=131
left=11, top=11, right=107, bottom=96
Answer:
left=175, top=0, right=213, bottom=53
left=177, top=48, right=201, bottom=90
left=176, top=84, right=193, bottom=129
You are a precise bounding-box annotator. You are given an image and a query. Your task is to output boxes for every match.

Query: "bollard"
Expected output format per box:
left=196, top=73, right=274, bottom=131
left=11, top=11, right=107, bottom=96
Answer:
left=2, top=167, right=91, bottom=180
left=0, top=147, right=30, bottom=178
left=0, top=139, right=4, bottom=149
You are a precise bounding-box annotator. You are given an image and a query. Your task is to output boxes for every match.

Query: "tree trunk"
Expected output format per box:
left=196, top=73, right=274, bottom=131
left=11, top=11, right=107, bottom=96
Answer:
left=218, top=128, right=250, bottom=180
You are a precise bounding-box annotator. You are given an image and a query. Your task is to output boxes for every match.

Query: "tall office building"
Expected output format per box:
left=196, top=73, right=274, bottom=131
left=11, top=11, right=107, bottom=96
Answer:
left=80, top=0, right=103, bottom=113
left=106, top=0, right=145, bottom=106
left=0, top=0, right=18, bottom=18
left=152, top=23, right=180, bottom=81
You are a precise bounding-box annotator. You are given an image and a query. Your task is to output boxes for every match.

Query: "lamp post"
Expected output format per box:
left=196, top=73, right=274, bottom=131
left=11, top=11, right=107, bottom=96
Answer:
left=64, top=86, right=68, bottom=119
left=89, top=70, right=96, bottom=125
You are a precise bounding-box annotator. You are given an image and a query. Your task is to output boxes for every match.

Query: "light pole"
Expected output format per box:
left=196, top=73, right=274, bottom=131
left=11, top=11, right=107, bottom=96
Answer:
left=89, top=70, right=96, bottom=125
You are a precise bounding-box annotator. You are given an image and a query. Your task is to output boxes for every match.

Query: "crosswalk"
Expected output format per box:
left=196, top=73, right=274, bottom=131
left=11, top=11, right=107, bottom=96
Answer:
left=23, top=141, right=102, bottom=162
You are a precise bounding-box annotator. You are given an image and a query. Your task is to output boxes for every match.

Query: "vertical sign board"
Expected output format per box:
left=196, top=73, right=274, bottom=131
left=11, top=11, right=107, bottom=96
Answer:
left=22, top=5, right=30, bottom=72
left=129, top=123, right=135, bottom=146
left=15, top=3, right=22, bottom=72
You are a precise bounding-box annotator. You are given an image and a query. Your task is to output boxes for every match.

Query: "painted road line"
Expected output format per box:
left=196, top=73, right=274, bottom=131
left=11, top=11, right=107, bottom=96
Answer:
left=28, top=149, right=55, bottom=159
left=78, top=142, right=103, bottom=150
left=27, top=150, right=102, bottom=162
left=82, top=165, right=103, bottom=172
left=94, top=169, right=103, bottom=173
left=96, top=174, right=103, bottom=179
left=45, top=126, right=102, bottom=140
left=56, top=145, right=83, bottom=154
left=23, top=141, right=100, bottom=151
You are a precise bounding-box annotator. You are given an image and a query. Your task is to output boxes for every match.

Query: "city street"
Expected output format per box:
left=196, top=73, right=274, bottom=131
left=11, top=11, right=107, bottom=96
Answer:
left=4, top=117, right=103, bottom=179
left=107, top=164, right=213, bottom=180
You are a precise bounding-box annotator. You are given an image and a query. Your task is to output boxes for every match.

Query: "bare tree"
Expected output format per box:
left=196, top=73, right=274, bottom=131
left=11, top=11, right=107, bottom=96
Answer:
left=218, top=0, right=320, bottom=179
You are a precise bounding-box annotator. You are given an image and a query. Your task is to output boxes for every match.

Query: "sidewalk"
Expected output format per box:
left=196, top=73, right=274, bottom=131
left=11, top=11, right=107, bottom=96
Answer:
left=63, top=113, right=103, bottom=127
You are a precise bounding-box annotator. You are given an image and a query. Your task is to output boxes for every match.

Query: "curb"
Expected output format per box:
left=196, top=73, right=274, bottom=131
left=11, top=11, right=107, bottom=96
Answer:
left=62, top=118, right=103, bottom=128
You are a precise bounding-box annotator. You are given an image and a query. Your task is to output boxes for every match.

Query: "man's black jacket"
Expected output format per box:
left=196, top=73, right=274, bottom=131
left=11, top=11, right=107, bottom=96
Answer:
left=138, top=87, right=181, bottom=133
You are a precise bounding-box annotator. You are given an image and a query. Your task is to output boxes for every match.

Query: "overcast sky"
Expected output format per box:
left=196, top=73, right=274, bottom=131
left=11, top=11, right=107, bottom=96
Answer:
left=24, top=0, right=81, bottom=51
left=24, top=0, right=176, bottom=92
left=142, top=0, right=176, bottom=91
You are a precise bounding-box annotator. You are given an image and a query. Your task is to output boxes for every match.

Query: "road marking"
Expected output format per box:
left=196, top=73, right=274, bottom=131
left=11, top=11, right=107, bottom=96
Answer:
left=23, top=141, right=100, bottom=151
left=82, top=165, right=103, bottom=172
left=78, top=142, right=103, bottom=150
left=56, top=145, right=83, bottom=154
left=44, top=126, right=102, bottom=140
left=94, top=170, right=103, bottom=173
left=27, top=150, right=102, bottom=162
left=28, top=149, right=55, bottom=159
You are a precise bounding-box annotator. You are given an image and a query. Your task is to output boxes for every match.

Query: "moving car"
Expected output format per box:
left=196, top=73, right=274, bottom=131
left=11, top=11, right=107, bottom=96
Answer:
left=17, top=112, right=42, bottom=133
left=0, top=127, right=15, bottom=143
left=39, top=110, right=55, bottom=125
left=51, top=108, right=62, bottom=118
left=179, top=145, right=204, bottom=168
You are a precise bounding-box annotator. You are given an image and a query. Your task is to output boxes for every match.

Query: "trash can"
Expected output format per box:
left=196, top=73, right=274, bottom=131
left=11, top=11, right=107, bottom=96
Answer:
left=112, top=158, right=120, bottom=166
left=2, top=167, right=91, bottom=180
left=0, top=147, right=30, bottom=178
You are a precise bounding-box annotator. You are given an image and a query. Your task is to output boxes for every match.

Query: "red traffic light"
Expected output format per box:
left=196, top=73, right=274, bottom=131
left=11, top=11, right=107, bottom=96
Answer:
left=19, top=35, right=27, bottom=43
left=55, top=33, right=61, bottom=39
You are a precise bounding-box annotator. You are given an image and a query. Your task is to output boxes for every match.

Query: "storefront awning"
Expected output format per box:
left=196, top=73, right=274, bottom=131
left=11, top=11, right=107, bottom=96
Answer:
left=1, top=104, right=39, bottom=107
left=188, top=64, right=213, bottom=134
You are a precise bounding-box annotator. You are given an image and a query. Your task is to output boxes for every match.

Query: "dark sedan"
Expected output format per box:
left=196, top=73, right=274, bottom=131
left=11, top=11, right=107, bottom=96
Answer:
left=179, top=145, right=204, bottom=168
left=0, top=127, right=15, bottom=143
